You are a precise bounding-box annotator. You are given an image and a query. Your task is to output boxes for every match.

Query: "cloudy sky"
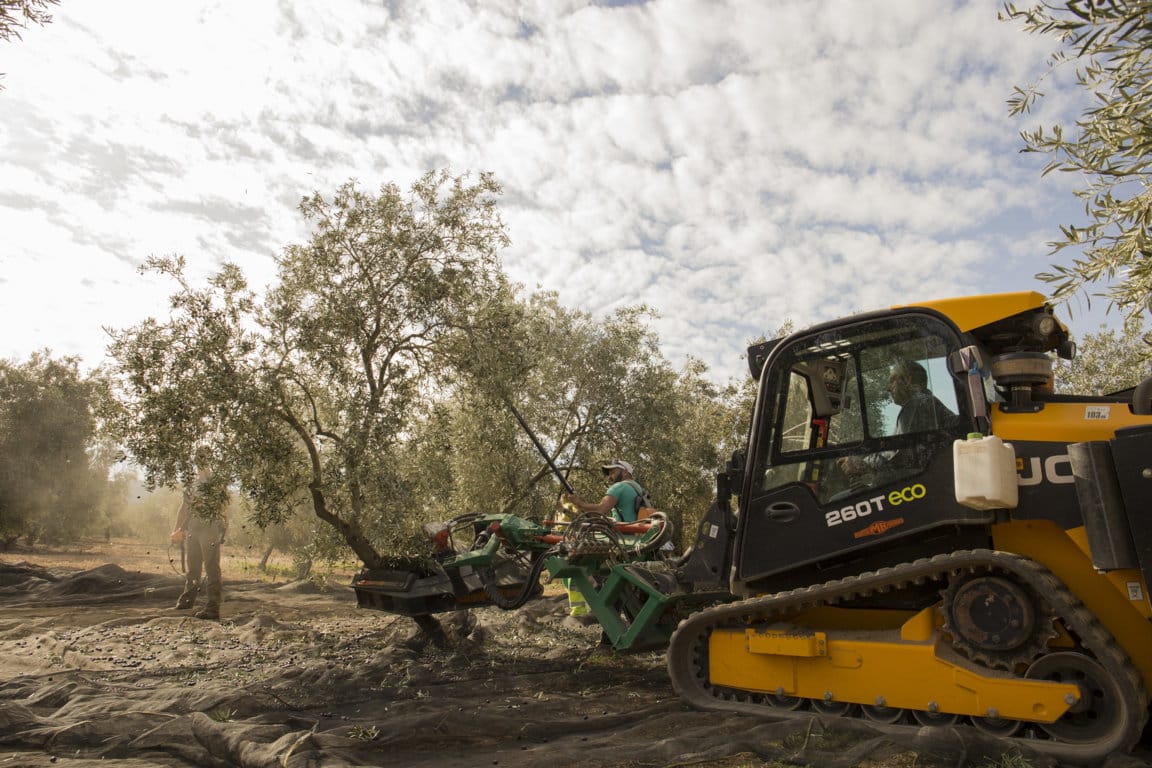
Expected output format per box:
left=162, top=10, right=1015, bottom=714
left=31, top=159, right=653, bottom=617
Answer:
left=1, top=0, right=1096, bottom=382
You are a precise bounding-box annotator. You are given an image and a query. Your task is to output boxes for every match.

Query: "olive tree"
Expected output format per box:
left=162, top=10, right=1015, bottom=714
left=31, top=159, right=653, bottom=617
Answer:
left=105, top=171, right=510, bottom=568
left=1005, top=0, right=1152, bottom=318
left=0, top=352, right=110, bottom=547
left=1054, top=315, right=1151, bottom=394
left=452, top=294, right=677, bottom=512
left=0, top=0, right=59, bottom=90
left=0, top=0, right=56, bottom=42
left=444, top=290, right=743, bottom=547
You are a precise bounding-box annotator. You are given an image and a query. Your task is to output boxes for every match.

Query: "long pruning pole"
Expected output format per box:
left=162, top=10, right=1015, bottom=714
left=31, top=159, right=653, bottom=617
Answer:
left=502, top=395, right=575, bottom=495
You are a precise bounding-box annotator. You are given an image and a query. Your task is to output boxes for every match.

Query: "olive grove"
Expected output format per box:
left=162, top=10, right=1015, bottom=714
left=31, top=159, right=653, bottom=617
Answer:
left=105, top=171, right=748, bottom=567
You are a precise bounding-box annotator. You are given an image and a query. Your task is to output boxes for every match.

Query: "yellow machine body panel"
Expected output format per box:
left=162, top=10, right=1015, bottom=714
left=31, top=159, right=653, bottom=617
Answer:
left=707, top=608, right=1078, bottom=722
left=992, top=403, right=1149, bottom=443
left=896, top=291, right=1050, bottom=333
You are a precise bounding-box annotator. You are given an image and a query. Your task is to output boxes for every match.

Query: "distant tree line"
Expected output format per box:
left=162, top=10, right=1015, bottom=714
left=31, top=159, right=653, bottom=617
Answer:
left=0, top=353, right=116, bottom=548
left=1054, top=316, right=1149, bottom=395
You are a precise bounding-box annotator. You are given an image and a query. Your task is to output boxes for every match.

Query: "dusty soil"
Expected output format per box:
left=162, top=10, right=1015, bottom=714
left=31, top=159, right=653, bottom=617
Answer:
left=2, top=541, right=1151, bottom=768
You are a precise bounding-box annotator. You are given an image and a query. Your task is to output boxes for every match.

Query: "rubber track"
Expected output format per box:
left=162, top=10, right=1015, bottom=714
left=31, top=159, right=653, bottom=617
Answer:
left=666, top=549, right=1149, bottom=764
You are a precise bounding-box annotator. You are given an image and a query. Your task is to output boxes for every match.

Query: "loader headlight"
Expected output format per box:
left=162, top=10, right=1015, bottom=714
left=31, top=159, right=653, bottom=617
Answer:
left=1035, top=314, right=1057, bottom=337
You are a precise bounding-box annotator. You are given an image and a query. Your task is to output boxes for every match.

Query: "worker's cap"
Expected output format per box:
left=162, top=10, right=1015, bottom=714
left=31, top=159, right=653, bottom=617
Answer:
left=601, top=459, right=634, bottom=475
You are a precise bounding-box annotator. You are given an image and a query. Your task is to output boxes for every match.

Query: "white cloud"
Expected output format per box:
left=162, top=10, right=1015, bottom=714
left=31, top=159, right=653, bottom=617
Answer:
left=0, top=0, right=1107, bottom=380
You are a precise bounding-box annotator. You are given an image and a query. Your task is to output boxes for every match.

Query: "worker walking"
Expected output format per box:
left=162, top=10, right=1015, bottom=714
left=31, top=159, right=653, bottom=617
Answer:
left=170, top=446, right=229, bottom=620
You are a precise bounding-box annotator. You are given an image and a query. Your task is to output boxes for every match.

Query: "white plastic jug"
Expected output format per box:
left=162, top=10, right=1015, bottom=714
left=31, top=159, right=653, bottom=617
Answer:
left=954, top=433, right=1019, bottom=510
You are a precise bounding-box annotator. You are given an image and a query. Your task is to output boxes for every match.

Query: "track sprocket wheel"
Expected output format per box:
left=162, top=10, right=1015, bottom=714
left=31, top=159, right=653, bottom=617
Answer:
left=940, top=570, right=1055, bottom=670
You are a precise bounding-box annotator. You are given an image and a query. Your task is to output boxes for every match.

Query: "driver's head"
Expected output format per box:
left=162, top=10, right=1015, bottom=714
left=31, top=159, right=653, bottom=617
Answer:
left=888, top=361, right=928, bottom=405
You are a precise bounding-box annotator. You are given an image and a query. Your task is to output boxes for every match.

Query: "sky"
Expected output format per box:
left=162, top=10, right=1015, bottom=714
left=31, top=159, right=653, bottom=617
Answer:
left=0, top=0, right=1106, bottom=383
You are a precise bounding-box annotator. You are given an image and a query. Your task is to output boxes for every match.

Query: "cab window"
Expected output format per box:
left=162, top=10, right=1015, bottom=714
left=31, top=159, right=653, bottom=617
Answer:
left=753, top=314, right=967, bottom=503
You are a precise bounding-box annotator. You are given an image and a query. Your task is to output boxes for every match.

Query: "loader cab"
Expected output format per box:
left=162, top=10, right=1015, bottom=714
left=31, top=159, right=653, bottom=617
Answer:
left=733, top=310, right=994, bottom=597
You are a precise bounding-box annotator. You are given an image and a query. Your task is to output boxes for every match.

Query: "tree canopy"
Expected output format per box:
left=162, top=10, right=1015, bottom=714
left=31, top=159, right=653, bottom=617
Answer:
left=443, top=290, right=741, bottom=545
left=1005, top=0, right=1152, bottom=320
left=106, top=171, right=511, bottom=568
left=1054, top=314, right=1150, bottom=394
left=0, top=351, right=111, bottom=548
left=0, top=0, right=59, bottom=90
left=0, top=0, right=56, bottom=42
left=106, top=171, right=751, bottom=565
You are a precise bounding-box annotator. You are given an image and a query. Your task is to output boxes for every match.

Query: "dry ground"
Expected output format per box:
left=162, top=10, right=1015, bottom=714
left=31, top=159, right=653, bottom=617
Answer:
left=1, top=539, right=1150, bottom=768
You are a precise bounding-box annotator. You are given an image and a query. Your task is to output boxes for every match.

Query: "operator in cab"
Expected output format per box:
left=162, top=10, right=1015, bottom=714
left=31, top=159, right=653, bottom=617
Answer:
left=561, top=459, right=646, bottom=523
left=839, top=359, right=955, bottom=478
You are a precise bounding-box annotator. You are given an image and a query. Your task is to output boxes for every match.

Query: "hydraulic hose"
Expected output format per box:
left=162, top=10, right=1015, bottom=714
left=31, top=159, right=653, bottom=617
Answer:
left=481, top=546, right=559, bottom=610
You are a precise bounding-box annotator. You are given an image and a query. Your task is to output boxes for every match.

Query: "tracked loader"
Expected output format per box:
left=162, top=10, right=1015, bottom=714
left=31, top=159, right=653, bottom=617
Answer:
left=352, top=290, right=1152, bottom=762
left=667, top=291, right=1152, bottom=763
